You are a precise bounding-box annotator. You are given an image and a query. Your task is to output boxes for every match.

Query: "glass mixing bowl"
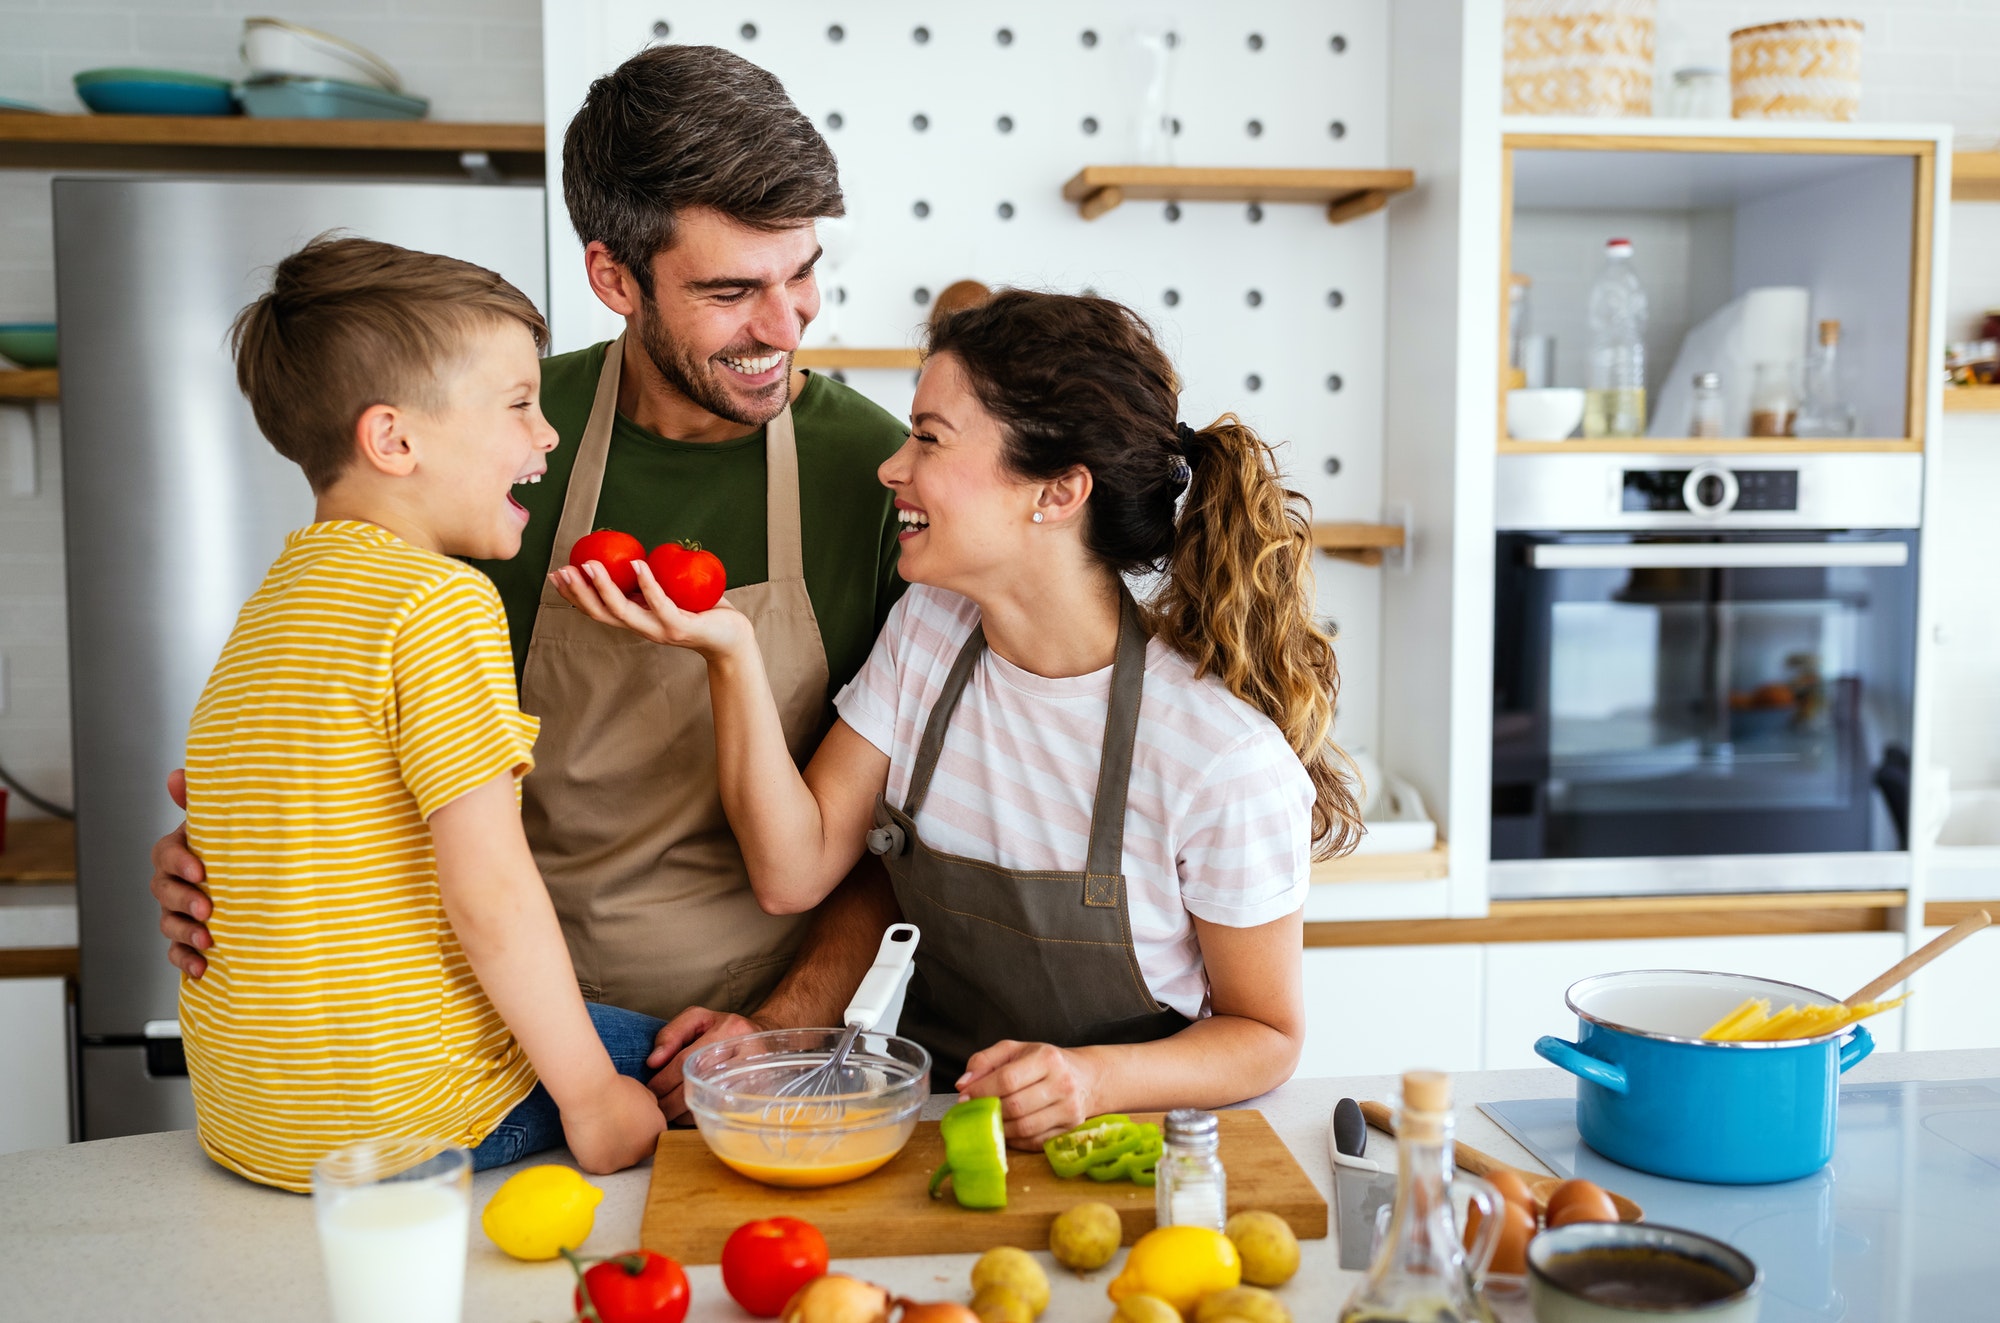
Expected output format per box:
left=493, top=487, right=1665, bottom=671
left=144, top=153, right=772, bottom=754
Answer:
left=682, top=1029, right=931, bottom=1188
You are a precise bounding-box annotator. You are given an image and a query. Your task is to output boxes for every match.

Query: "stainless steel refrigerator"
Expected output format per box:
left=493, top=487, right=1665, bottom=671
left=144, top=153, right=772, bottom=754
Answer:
left=53, top=178, right=548, bottom=1138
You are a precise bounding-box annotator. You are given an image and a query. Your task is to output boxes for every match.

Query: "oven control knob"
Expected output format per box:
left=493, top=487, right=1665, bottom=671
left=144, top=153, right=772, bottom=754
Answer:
left=1682, top=463, right=1739, bottom=516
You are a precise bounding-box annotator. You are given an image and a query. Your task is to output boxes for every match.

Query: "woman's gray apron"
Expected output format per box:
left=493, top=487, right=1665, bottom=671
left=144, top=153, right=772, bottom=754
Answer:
left=867, top=591, right=1190, bottom=1083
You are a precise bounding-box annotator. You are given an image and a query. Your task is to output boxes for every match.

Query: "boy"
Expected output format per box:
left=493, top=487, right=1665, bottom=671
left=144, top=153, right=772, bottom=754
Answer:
left=179, top=236, right=664, bottom=1191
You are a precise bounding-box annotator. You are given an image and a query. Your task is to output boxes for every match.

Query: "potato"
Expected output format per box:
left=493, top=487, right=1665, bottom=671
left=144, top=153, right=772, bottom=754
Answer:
left=1110, top=1295, right=1182, bottom=1323
left=1193, top=1286, right=1291, bottom=1323
left=971, top=1285, right=1034, bottom=1323
left=1223, top=1211, right=1300, bottom=1288
left=971, top=1247, right=1050, bottom=1317
left=1050, top=1202, right=1123, bottom=1272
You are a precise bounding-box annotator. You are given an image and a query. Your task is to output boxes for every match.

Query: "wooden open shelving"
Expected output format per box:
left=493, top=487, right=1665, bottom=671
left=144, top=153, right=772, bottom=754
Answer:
left=1943, top=385, right=2000, bottom=412
left=1305, top=888, right=1906, bottom=946
left=0, top=113, right=544, bottom=177
left=0, top=369, right=58, bottom=401
left=1952, top=151, right=2000, bottom=202
left=1311, top=843, right=1449, bottom=886
left=0, top=819, right=75, bottom=885
left=794, top=347, right=922, bottom=371
left=1498, top=435, right=1923, bottom=455
left=1312, top=521, right=1406, bottom=566
left=1061, top=166, right=1415, bottom=223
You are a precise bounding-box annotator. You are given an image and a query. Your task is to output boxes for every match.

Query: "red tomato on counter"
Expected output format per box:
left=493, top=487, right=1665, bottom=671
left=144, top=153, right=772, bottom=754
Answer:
left=569, top=529, right=647, bottom=596
left=574, top=1249, right=690, bottom=1323
left=647, top=540, right=727, bottom=613
left=720, top=1216, right=829, bottom=1318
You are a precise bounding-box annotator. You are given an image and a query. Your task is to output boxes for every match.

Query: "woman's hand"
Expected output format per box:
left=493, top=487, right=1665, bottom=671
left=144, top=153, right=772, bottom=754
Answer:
left=957, top=1040, right=1105, bottom=1148
left=550, top=559, right=754, bottom=659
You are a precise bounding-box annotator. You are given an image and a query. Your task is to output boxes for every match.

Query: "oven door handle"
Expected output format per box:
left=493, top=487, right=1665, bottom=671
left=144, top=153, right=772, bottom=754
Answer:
left=1528, top=542, right=1909, bottom=570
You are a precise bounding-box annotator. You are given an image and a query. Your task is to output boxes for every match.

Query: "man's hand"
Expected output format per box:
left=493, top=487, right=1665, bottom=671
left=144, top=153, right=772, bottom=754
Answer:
left=957, top=1040, right=1105, bottom=1149
left=645, top=1006, right=768, bottom=1122
left=561, top=1074, right=667, bottom=1174
left=151, top=770, right=214, bottom=979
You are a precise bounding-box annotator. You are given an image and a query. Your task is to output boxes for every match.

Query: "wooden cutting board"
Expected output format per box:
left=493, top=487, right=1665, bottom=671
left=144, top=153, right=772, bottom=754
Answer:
left=640, top=1109, right=1326, bottom=1263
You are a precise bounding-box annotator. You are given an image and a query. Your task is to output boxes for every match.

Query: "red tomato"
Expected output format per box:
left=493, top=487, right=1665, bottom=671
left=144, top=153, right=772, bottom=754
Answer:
left=647, top=540, right=727, bottom=613
left=720, top=1216, right=829, bottom=1318
left=569, top=529, right=646, bottom=596
left=574, top=1250, right=689, bottom=1323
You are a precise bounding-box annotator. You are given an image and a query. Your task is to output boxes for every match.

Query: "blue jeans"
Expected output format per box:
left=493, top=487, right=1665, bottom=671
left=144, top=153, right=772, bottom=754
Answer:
left=470, top=1001, right=666, bottom=1171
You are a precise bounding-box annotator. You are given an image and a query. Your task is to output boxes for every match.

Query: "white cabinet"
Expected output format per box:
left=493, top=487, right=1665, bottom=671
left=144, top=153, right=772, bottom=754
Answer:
left=1903, top=924, right=2000, bottom=1051
left=1481, top=933, right=1909, bottom=1070
left=1299, top=945, right=1483, bottom=1079
left=0, top=977, right=69, bottom=1155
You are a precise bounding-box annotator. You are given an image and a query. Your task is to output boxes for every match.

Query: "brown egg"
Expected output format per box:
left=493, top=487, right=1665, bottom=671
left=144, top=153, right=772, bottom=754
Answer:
left=1484, top=1168, right=1538, bottom=1216
left=1545, top=1178, right=1620, bottom=1227
left=1463, top=1195, right=1537, bottom=1275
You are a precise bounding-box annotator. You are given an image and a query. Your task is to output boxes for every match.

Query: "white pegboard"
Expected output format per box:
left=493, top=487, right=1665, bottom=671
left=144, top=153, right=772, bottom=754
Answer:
left=542, top=0, right=1395, bottom=756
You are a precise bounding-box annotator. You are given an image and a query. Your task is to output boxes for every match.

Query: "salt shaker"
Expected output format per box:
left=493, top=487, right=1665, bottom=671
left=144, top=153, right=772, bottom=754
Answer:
left=1156, top=1108, right=1227, bottom=1231
left=1689, top=371, right=1725, bottom=437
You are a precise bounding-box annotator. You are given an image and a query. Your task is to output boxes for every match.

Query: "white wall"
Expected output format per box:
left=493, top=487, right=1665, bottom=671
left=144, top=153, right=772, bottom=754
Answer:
left=0, top=0, right=539, bottom=820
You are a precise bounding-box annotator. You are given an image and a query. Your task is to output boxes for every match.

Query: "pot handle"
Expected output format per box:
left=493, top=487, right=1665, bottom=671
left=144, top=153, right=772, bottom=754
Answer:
left=1534, top=1036, right=1629, bottom=1094
left=1838, top=1023, right=1875, bottom=1073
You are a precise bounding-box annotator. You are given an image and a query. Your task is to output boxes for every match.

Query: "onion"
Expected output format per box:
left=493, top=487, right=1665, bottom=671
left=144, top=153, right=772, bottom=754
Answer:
left=896, top=1302, right=982, bottom=1323
left=782, top=1273, right=892, bottom=1323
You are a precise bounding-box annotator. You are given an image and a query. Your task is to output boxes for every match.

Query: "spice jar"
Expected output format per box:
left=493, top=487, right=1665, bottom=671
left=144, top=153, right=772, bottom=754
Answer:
left=1750, top=362, right=1797, bottom=438
left=1689, top=371, right=1725, bottom=438
left=1156, top=1108, right=1227, bottom=1231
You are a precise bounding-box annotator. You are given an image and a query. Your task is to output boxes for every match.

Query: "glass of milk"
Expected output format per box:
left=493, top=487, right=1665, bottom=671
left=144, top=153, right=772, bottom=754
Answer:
left=312, top=1138, right=471, bottom=1323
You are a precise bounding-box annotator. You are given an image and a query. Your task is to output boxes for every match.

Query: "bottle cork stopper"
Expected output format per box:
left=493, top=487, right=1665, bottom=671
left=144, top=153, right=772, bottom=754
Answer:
left=1819, top=319, right=1841, bottom=345
left=1402, top=1070, right=1451, bottom=1113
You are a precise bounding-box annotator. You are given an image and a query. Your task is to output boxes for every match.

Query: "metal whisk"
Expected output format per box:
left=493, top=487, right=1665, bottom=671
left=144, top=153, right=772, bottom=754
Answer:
left=762, top=923, right=920, bottom=1135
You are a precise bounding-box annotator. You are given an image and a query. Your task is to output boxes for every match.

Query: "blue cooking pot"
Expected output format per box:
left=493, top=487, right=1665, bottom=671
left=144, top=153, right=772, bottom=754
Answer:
left=1535, top=970, right=1874, bottom=1185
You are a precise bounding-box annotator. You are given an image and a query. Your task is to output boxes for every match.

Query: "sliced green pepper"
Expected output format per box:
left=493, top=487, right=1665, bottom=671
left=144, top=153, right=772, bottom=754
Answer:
left=928, top=1097, right=1008, bottom=1210
left=1043, top=1114, right=1140, bottom=1178
left=1087, top=1124, right=1162, bottom=1183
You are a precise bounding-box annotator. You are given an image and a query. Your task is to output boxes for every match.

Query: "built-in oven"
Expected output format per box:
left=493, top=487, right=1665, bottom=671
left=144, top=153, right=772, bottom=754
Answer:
left=1491, top=453, right=1922, bottom=898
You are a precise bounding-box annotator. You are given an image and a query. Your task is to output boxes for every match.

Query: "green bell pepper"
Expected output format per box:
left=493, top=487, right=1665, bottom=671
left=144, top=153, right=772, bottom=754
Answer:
left=1087, top=1124, right=1162, bottom=1183
left=928, top=1097, right=1008, bottom=1210
left=1043, top=1114, right=1139, bottom=1178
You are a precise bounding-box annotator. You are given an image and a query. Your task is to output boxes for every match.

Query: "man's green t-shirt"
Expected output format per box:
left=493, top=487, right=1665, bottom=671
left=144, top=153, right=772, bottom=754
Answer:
left=470, top=341, right=909, bottom=703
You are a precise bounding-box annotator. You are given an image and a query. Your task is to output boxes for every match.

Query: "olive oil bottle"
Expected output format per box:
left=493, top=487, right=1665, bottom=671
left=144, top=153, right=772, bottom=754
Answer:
left=1336, top=1071, right=1499, bottom=1323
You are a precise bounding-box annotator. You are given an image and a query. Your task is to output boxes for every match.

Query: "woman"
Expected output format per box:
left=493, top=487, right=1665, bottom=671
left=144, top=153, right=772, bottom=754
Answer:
left=555, top=291, right=1360, bottom=1143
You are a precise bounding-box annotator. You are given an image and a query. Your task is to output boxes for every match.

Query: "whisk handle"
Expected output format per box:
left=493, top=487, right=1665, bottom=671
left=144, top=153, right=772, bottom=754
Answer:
left=845, top=923, right=921, bottom=1030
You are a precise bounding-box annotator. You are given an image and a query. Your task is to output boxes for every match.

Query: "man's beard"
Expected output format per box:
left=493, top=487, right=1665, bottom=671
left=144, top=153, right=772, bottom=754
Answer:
left=634, top=292, right=791, bottom=429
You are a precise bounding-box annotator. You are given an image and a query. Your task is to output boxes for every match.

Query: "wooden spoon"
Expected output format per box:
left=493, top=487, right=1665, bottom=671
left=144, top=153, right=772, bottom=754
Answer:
left=1846, top=909, right=1992, bottom=1006
left=1359, top=1099, right=1643, bottom=1223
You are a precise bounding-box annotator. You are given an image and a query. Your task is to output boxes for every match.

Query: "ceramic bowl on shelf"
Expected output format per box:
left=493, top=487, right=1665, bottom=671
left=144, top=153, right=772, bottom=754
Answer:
left=238, top=76, right=428, bottom=121
left=681, top=1028, right=929, bottom=1189
left=73, top=68, right=236, bottom=116
left=1507, top=387, right=1587, bottom=441
left=0, top=323, right=57, bottom=368
left=242, top=17, right=403, bottom=93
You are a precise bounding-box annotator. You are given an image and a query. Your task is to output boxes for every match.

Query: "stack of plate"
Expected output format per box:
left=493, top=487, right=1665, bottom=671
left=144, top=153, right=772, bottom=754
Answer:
left=238, top=18, right=428, bottom=120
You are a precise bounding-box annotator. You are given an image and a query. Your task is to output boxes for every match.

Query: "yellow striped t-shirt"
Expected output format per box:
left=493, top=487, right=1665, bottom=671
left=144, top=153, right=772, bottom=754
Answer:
left=181, top=521, right=541, bottom=1192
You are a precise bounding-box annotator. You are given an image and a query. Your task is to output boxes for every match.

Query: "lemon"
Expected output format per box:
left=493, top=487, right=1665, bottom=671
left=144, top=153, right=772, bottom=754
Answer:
left=479, top=1164, right=604, bottom=1260
left=1107, top=1226, right=1241, bottom=1316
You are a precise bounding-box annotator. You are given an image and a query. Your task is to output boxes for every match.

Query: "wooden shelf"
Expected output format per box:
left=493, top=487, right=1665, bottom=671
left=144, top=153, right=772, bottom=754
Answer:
left=1306, top=889, right=1905, bottom=947
left=1497, top=436, right=1922, bottom=455
left=0, top=819, right=74, bottom=884
left=1311, top=521, right=1406, bottom=566
left=1943, top=386, right=2000, bottom=412
left=1061, top=166, right=1415, bottom=223
left=0, top=114, right=544, bottom=177
left=0, top=369, right=57, bottom=401
left=1311, top=843, right=1449, bottom=886
left=1953, top=151, right=2000, bottom=202
left=794, top=347, right=922, bottom=370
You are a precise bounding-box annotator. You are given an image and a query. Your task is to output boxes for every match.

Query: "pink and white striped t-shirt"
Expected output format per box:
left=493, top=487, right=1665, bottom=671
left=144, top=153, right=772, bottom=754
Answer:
left=835, top=585, right=1313, bottom=1019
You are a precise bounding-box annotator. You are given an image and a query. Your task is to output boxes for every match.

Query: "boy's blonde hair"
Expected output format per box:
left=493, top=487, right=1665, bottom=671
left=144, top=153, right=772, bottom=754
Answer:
left=229, top=234, right=549, bottom=492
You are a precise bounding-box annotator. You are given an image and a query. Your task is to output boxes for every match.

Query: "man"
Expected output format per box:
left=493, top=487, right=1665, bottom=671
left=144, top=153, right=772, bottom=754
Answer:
left=150, top=44, right=906, bottom=1115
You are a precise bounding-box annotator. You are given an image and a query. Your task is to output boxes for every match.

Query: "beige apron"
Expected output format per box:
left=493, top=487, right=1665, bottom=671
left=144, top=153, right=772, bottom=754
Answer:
left=519, top=335, right=831, bottom=1020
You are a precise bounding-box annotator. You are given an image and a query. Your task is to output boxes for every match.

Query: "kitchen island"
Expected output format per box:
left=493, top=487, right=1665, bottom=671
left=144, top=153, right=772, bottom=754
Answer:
left=2, top=1048, right=1994, bottom=1321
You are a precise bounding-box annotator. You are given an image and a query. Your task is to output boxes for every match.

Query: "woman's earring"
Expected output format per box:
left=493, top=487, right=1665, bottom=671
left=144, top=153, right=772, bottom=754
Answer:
left=1032, top=511, right=1045, bottom=523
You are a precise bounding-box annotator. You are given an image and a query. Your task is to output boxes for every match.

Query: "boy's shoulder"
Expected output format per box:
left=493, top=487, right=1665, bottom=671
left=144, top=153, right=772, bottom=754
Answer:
left=274, top=522, right=505, bottom=624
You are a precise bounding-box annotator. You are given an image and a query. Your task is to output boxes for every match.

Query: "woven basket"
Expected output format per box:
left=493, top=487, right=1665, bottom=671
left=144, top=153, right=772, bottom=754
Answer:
left=1730, top=19, right=1864, bottom=121
left=1505, top=0, right=1656, bottom=117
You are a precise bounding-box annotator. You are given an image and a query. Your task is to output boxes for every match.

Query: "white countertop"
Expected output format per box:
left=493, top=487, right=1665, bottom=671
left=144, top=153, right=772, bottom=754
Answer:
left=3, top=1048, right=1995, bottom=1321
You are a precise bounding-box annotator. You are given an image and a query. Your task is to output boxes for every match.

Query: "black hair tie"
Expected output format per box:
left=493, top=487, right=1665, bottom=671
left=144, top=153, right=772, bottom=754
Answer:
left=1169, top=422, right=1197, bottom=490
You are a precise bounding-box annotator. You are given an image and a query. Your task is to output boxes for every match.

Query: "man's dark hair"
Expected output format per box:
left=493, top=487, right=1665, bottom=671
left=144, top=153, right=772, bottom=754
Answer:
left=562, top=44, right=844, bottom=296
